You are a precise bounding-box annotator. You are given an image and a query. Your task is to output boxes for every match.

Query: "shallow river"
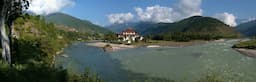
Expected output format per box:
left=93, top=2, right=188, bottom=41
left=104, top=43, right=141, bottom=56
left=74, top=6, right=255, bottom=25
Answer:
left=56, top=40, right=256, bottom=82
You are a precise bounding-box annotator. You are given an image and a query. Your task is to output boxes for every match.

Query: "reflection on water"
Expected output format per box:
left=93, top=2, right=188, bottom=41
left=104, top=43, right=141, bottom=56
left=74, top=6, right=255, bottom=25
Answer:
left=56, top=40, right=256, bottom=82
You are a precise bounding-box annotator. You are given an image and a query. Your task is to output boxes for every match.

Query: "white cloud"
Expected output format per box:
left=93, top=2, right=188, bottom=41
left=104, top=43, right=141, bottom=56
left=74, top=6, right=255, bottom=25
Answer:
left=135, top=5, right=174, bottom=23
left=107, top=13, right=134, bottom=24
left=173, top=0, right=203, bottom=20
left=134, top=0, right=202, bottom=23
left=213, top=12, right=237, bottom=27
left=28, top=0, right=75, bottom=15
left=107, top=0, right=238, bottom=27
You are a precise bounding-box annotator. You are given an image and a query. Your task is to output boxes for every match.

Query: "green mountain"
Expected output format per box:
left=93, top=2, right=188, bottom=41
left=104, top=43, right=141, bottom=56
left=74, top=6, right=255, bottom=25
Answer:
left=236, top=20, right=256, bottom=36
left=143, top=16, right=238, bottom=36
left=45, top=13, right=112, bottom=34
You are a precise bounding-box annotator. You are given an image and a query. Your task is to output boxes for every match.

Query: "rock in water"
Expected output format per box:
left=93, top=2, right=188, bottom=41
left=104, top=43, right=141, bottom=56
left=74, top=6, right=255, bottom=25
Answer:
left=103, top=44, right=113, bottom=52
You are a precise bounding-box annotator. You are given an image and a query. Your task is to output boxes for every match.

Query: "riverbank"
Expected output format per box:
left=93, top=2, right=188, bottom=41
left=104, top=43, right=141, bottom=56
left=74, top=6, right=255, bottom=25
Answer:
left=137, top=40, right=209, bottom=48
left=86, top=40, right=209, bottom=51
left=234, top=48, right=256, bottom=58
left=86, top=42, right=136, bottom=51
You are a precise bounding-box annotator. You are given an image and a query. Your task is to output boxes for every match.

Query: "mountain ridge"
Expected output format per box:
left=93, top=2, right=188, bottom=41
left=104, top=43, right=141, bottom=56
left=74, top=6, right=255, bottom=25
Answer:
left=236, top=20, right=256, bottom=37
left=45, top=13, right=112, bottom=35
left=107, top=16, right=239, bottom=38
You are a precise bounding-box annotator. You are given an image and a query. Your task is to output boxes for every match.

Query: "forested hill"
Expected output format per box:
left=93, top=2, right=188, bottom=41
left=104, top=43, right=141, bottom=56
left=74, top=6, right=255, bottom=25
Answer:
left=14, top=15, right=91, bottom=42
left=140, top=16, right=240, bottom=41
left=142, top=16, right=238, bottom=35
left=45, top=13, right=112, bottom=34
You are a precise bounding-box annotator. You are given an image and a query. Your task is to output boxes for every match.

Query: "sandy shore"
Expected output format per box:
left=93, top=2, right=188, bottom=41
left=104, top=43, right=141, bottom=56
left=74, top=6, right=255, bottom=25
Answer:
left=234, top=48, right=256, bottom=58
left=86, top=40, right=208, bottom=51
left=86, top=42, right=136, bottom=51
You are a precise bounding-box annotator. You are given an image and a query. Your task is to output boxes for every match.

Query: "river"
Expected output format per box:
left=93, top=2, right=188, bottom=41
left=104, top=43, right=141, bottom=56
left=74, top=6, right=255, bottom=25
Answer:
left=56, top=40, right=256, bottom=82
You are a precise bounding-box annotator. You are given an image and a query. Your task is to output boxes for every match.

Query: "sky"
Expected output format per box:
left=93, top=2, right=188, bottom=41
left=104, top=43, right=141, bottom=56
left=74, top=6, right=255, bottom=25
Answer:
left=28, top=0, right=256, bottom=26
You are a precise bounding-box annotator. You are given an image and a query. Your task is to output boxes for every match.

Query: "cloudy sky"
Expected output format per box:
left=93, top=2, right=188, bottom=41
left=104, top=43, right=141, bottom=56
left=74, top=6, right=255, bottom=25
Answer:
left=28, top=0, right=256, bottom=26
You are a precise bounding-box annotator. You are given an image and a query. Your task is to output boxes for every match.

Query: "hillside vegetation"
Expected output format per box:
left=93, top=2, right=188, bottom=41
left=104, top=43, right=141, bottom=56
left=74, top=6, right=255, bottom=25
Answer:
left=233, top=38, right=256, bottom=49
left=45, top=13, right=112, bottom=35
left=0, top=15, right=103, bottom=82
left=143, top=16, right=240, bottom=41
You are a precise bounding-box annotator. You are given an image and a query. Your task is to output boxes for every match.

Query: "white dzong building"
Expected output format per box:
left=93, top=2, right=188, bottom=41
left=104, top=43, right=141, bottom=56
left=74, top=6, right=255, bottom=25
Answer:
left=117, top=28, right=143, bottom=44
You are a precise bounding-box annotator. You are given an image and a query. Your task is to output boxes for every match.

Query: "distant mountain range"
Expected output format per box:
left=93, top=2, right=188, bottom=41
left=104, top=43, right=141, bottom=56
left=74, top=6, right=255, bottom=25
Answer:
left=106, top=22, right=156, bottom=34
left=236, top=20, right=256, bottom=36
left=45, top=12, right=253, bottom=38
left=45, top=13, right=112, bottom=34
left=107, top=16, right=239, bottom=37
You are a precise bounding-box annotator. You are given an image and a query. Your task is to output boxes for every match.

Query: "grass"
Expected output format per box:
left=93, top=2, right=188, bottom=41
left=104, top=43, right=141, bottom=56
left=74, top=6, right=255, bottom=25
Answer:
left=233, top=40, right=256, bottom=49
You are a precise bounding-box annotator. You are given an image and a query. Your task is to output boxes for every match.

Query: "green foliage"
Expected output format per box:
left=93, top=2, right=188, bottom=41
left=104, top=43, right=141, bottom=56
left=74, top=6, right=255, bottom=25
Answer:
left=197, top=75, right=225, bottom=82
left=233, top=40, right=256, bottom=49
left=0, top=60, right=102, bottom=82
left=0, top=38, right=66, bottom=82
left=147, top=32, right=235, bottom=42
left=0, top=15, right=104, bottom=82
left=103, top=33, right=118, bottom=41
left=66, top=69, right=103, bottom=82
left=0, top=60, right=65, bottom=82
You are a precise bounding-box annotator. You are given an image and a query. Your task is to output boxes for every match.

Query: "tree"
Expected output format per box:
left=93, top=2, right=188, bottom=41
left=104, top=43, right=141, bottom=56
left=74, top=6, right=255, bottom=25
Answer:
left=0, top=0, right=29, bottom=64
left=104, top=33, right=117, bottom=42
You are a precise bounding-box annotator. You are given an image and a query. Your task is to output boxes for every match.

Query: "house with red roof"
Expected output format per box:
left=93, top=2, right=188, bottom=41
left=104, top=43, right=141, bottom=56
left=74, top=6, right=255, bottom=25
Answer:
left=117, top=28, right=143, bottom=44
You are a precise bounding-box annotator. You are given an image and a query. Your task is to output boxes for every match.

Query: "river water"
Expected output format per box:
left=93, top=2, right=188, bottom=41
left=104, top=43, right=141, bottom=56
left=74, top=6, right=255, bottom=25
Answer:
left=56, top=40, right=256, bottom=82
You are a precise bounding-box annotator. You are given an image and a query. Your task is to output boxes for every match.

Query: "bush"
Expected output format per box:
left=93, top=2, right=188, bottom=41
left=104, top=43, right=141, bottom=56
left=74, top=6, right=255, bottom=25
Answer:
left=233, top=40, right=256, bottom=49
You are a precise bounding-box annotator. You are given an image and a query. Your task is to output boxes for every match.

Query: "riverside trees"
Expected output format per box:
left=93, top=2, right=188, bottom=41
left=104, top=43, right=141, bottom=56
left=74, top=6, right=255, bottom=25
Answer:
left=0, top=0, right=29, bottom=64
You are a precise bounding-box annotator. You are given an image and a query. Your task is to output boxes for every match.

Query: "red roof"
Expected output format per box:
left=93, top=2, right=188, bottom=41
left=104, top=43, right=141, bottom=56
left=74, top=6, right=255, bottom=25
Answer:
left=122, top=28, right=136, bottom=33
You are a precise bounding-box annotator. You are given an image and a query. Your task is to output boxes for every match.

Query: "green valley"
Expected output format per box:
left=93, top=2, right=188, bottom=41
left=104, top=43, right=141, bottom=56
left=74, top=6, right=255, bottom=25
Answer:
left=1, top=0, right=256, bottom=82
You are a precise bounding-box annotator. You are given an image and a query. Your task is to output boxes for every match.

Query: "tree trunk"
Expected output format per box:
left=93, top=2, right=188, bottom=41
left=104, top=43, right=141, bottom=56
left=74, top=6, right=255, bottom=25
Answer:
left=0, top=16, right=11, bottom=64
left=8, top=23, right=13, bottom=64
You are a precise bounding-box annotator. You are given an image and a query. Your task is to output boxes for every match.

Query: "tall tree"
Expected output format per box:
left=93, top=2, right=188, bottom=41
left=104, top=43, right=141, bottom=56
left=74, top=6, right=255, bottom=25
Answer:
left=0, top=0, right=29, bottom=64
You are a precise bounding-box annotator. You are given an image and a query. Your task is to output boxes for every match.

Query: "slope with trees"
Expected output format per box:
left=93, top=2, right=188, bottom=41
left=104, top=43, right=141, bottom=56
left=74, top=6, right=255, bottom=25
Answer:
left=143, top=16, right=240, bottom=41
left=45, top=13, right=112, bottom=35
left=0, top=14, right=103, bottom=82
